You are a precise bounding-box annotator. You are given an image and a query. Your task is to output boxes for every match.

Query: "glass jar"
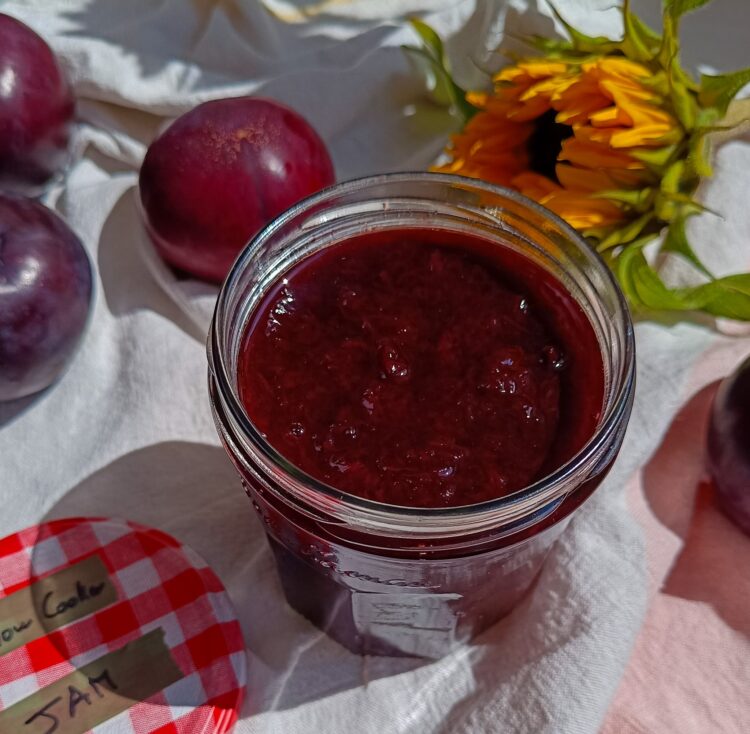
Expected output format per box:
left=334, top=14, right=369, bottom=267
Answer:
left=208, top=173, right=635, bottom=659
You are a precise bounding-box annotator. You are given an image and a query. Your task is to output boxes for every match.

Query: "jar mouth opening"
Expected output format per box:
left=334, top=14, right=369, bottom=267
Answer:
left=209, top=172, right=635, bottom=523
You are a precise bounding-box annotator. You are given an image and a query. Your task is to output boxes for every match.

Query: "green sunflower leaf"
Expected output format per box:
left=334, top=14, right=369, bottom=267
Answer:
left=591, top=187, right=655, bottom=212
left=621, top=0, right=661, bottom=62
left=660, top=159, right=687, bottom=194
left=661, top=213, right=712, bottom=277
left=658, top=11, right=699, bottom=93
left=641, top=70, right=671, bottom=96
left=403, top=46, right=452, bottom=108
left=631, top=143, right=680, bottom=172
left=614, top=235, right=659, bottom=305
left=617, top=248, right=708, bottom=313
left=694, top=105, right=722, bottom=131
left=520, top=34, right=575, bottom=55
left=615, top=247, right=641, bottom=309
left=699, top=68, right=750, bottom=116
left=582, top=225, right=617, bottom=241
left=697, top=275, right=750, bottom=319
left=663, top=193, right=718, bottom=216
left=658, top=13, right=678, bottom=72
left=597, top=212, right=654, bottom=251
left=616, top=248, right=685, bottom=312
left=642, top=278, right=704, bottom=312
left=655, top=198, right=677, bottom=221
left=670, top=77, right=698, bottom=130
left=659, top=3, right=700, bottom=105
left=616, top=244, right=750, bottom=319
left=409, top=17, right=446, bottom=62
left=663, top=0, right=714, bottom=21
left=545, top=2, right=620, bottom=54
left=403, top=20, right=478, bottom=122
left=686, top=131, right=713, bottom=177
left=655, top=190, right=714, bottom=221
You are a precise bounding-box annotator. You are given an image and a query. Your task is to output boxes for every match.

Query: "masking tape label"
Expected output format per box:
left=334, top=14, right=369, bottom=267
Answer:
left=0, top=628, right=184, bottom=733
left=0, top=555, right=117, bottom=657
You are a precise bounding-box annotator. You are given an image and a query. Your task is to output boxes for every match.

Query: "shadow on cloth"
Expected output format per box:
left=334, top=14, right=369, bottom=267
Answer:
left=97, top=188, right=209, bottom=343
left=59, top=0, right=449, bottom=177
left=42, top=440, right=424, bottom=715
left=58, top=0, right=398, bottom=87
left=430, top=545, right=599, bottom=734
left=0, top=387, right=54, bottom=428
left=642, top=381, right=750, bottom=638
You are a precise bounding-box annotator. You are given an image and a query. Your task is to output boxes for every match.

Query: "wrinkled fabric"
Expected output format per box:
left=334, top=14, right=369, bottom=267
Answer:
left=0, top=1, right=747, bottom=732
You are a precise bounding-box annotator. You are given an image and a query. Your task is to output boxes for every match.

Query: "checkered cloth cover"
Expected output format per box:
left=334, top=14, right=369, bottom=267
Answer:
left=0, top=518, right=246, bottom=733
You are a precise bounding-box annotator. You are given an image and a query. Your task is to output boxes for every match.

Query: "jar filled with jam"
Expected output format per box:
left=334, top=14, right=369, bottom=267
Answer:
left=208, top=173, right=635, bottom=659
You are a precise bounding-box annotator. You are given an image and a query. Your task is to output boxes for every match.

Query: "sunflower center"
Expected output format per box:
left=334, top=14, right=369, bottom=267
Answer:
left=527, top=110, right=573, bottom=182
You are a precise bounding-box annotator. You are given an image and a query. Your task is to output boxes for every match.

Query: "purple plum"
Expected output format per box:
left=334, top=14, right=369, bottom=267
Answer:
left=0, top=13, right=75, bottom=195
left=0, top=194, right=92, bottom=401
left=707, top=355, right=750, bottom=535
left=139, top=97, right=335, bottom=283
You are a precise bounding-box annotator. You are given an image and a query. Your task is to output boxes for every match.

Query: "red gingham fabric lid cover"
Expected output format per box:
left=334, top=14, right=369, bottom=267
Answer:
left=0, top=517, right=247, bottom=733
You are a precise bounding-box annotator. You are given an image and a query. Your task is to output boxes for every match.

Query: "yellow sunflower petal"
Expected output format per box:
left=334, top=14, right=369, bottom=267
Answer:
left=494, top=60, right=568, bottom=83
left=432, top=154, right=526, bottom=187
left=512, top=171, right=562, bottom=200
left=433, top=106, right=534, bottom=188
left=465, top=90, right=490, bottom=108
left=614, top=98, right=675, bottom=128
left=551, top=74, right=612, bottom=122
left=519, top=59, right=568, bottom=76
left=555, top=164, right=624, bottom=193
left=519, top=75, right=576, bottom=102
left=574, top=125, right=617, bottom=144
left=608, top=124, right=683, bottom=148
left=551, top=74, right=603, bottom=102
left=511, top=171, right=626, bottom=229
left=480, top=96, right=523, bottom=116
left=599, top=78, right=661, bottom=107
left=555, top=94, right=612, bottom=124
left=539, top=191, right=626, bottom=229
left=506, top=95, right=552, bottom=121
left=584, top=57, right=651, bottom=80
left=560, top=138, right=645, bottom=169
left=589, top=105, right=634, bottom=127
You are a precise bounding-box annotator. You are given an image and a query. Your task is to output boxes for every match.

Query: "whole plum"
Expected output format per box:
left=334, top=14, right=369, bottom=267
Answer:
left=139, top=97, right=335, bottom=283
left=0, top=14, right=75, bottom=195
left=0, top=194, right=92, bottom=401
left=706, top=355, right=750, bottom=535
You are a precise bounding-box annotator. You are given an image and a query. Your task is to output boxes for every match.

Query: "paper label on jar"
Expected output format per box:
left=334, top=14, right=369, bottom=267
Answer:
left=352, top=591, right=461, bottom=659
left=0, top=555, right=117, bottom=657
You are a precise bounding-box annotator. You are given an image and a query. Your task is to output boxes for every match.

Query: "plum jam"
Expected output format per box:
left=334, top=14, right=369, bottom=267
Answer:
left=209, top=174, right=635, bottom=658
left=238, top=229, right=603, bottom=508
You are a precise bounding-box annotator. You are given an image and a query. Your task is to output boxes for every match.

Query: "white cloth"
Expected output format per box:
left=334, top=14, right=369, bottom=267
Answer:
left=0, top=1, right=747, bottom=732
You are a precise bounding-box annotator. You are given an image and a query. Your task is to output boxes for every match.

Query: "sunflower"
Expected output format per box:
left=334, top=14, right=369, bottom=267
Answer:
left=405, top=2, right=750, bottom=320
left=439, top=57, right=666, bottom=234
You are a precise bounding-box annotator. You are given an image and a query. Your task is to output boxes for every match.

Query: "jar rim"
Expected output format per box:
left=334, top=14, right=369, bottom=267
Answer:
left=209, top=172, right=635, bottom=528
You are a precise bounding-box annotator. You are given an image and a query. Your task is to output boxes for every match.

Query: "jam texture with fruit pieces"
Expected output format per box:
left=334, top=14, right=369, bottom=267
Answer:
left=238, top=228, right=603, bottom=508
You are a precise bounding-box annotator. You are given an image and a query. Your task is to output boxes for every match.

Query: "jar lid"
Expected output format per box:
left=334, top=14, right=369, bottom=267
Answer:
left=0, top=517, right=246, bottom=733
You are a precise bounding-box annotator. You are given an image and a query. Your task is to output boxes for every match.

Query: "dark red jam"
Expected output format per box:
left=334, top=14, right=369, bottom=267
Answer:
left=238, top=228, right=603, bottom=508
